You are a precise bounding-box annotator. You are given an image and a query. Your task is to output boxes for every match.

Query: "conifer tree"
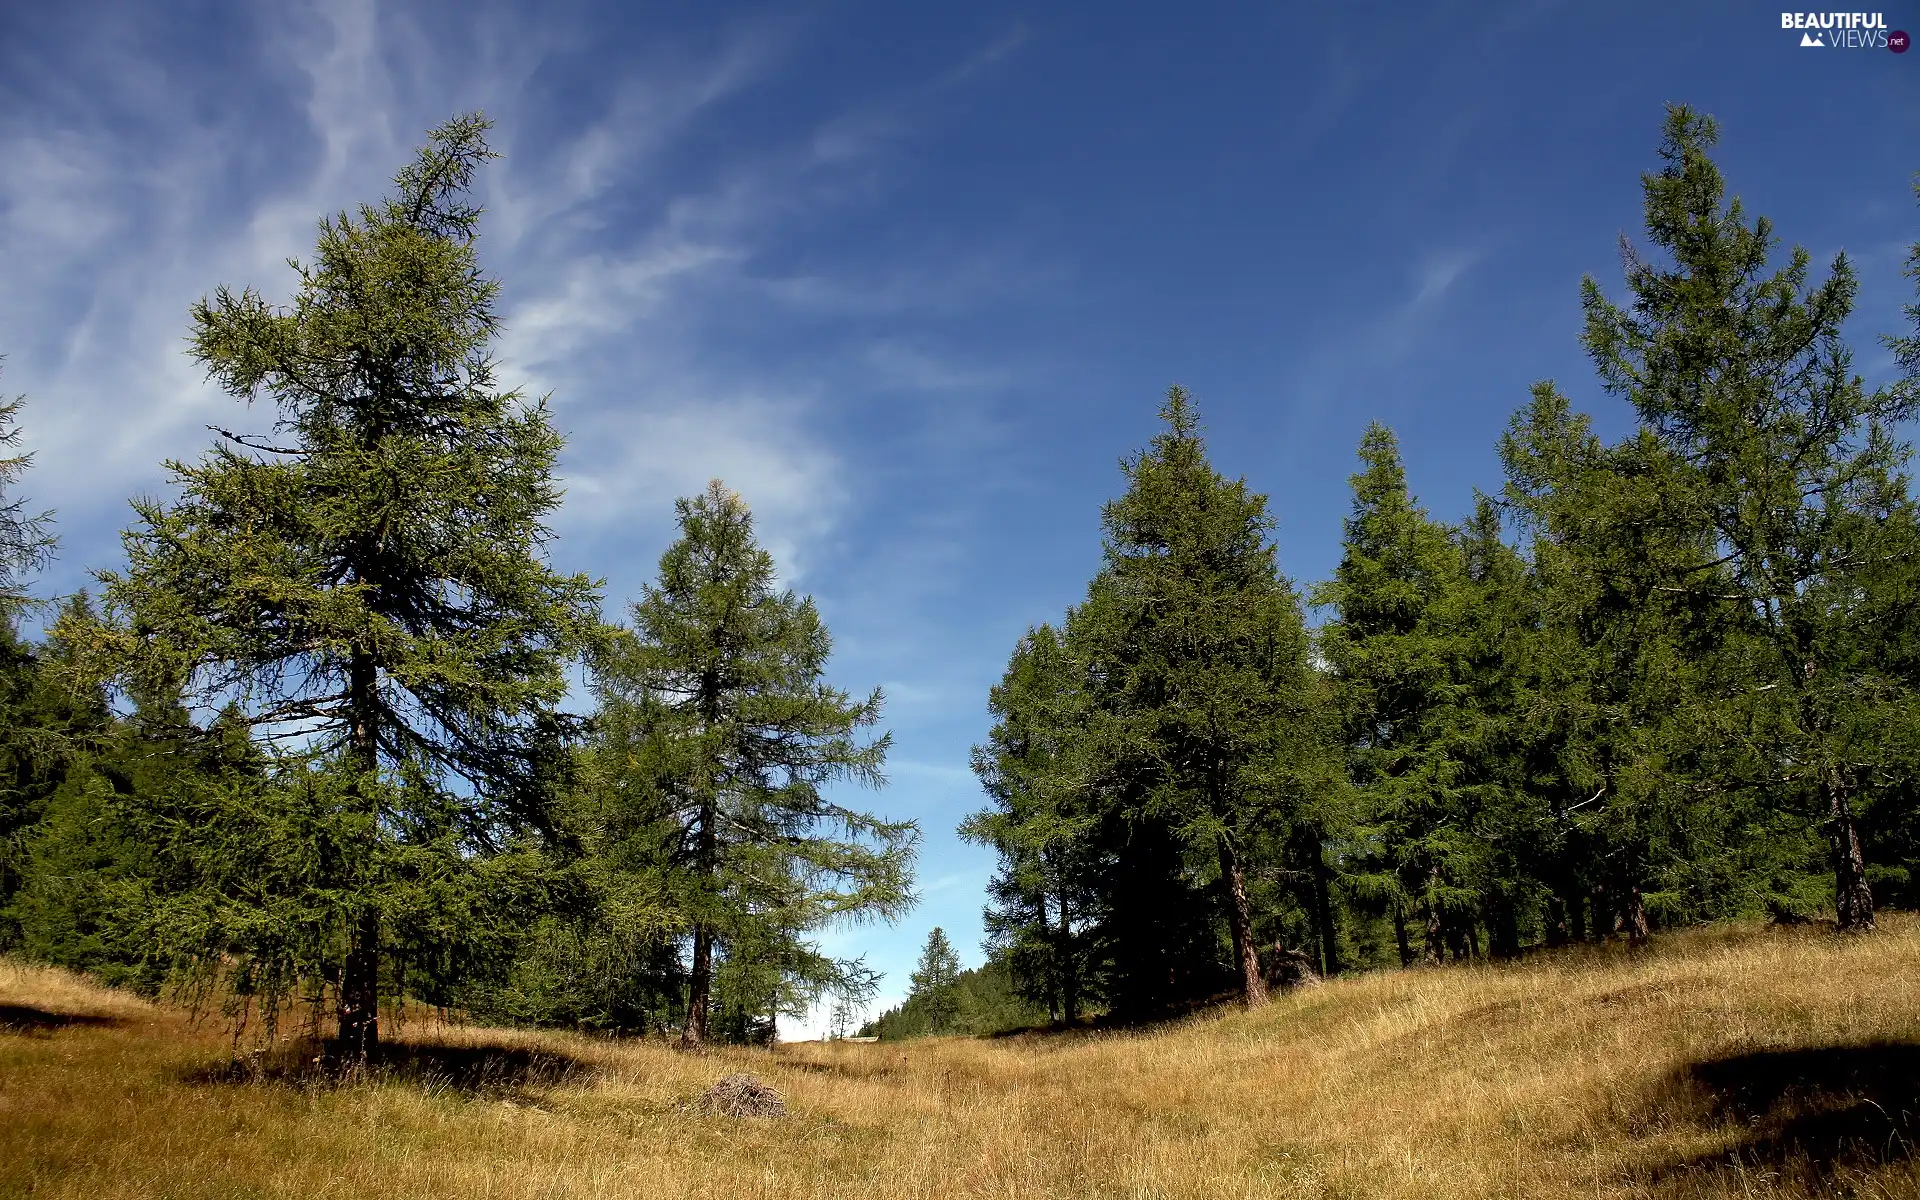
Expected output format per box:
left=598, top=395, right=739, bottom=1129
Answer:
left=1501, top=386, right=1763, bottom=940
left=1857, top=184, right=1920, bottom=903
left=0, top=385, right=62, bottom=938
left=592, top=480, right=915, bottom=1048
left=1077, top=387, right=1320, bottom=1007
left=0, top=610, right=111, bottom=952
left=1314, top=424, right=1475, bottom=964
left=1436, top=495, right=1539, bottom=956
left=908, top=926, right=963, bottom=1034
left=67, top=115, right=603, bottom=1055
left=7, top=623, right=233, bottom=987
left=963, top=622, right=1098, bottom=1024
left=1581, top=105, right=1916, bottom=931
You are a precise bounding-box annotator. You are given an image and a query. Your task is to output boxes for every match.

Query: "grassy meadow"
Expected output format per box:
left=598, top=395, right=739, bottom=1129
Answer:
left=4, top=919, right=1919, bottom=1199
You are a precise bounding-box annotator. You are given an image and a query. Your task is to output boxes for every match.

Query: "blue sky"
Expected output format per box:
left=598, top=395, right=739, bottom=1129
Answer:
left=2, top=0, right=1914, bottom=1034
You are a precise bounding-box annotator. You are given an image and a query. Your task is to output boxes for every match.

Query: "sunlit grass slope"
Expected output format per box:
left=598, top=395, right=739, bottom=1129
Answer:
left=5, top=918, right=1919, bottom=1199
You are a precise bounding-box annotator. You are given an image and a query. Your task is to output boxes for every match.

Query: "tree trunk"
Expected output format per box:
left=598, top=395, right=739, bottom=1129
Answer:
left=682, top=921, right=712, bottom=1049
left=339, top=650, right=381, bottom=1058
left=1489, top=892, right=1521, bottom=959
left=1040, top=889, right=1062, bottom=1025
left=682, top=784, right=720, bottom=1049
left=338, top=906, right=381, bottom=1060
left=1216, top=835, right=1268, bottom=1007
left=1421, top=865, right=1445, bottom=966
left=1621, top=884, right=1649, bottom=945
left=1544, top=897, right=1568, bottom=949
left=1447, top=916, right=1476, bottom=961
left=1393, top=901, right=1412, bottom=967
left=1054, top=886, right=1079, bottom=1026
left=1307, top=830, right=1341, bottom=977
left=1827, top=773, right=1875, bottom=932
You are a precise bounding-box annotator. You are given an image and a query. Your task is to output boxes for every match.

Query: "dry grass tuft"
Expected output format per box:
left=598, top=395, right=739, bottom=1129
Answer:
left=5, top=919, right=1920, bottom=1198
left=691, top=1072, right=788, bottom=1118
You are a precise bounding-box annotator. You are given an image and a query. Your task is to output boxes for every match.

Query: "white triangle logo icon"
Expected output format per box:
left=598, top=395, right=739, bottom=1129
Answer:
left=1800, top=30, right=1824, bottom=46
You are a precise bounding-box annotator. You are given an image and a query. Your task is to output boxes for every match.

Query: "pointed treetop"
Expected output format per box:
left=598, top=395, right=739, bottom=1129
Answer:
left=389, top=112, right=498, bottom=241
left=669, top=479, right=758, bottom=555
left=1117, top=385, right=1208, bottom=488
left=1351, top=421, right=1411, bottom=512
left=1655, top=103, right=1719, bottom=169
left=1158, top=385, right=1201, bottom=441
left=1102, top=385, right=1281, bottom=569
left=1638, top=103, right=1758, bottom=261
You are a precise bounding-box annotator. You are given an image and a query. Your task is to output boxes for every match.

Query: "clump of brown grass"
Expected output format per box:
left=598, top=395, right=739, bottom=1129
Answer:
left=5, top=919, right=1920, bottom=1199
left=691, top=1072, right=787, bottom=1118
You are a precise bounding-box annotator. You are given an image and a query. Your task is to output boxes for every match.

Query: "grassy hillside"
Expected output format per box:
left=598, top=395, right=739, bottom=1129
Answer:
left=5, top=919, right=1919, bottom=1198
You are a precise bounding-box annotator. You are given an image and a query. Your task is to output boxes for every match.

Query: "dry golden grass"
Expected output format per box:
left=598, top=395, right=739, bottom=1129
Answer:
left=6, top=918, right=1920, bottom=1199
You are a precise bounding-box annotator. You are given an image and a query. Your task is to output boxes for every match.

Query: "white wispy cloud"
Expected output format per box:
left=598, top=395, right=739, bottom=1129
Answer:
left=556, top=389, right=849, bottom=592
left=940, top=22, right=1032, bottom=88
left=0, top=0, right=920, bottom=604
left=1272, top=242, right=1487, bottom=425
left=1410, top=248, right=1480, bottom=310
left=0, top=0, right=430, bottom=572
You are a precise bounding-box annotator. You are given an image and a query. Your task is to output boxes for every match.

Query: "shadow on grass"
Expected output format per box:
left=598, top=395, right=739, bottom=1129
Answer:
left=1647, top=1042, right=1920, bottom=1189
left=0, top=1002, right=126, bottom=1035
left=983, top=1022, right=1075, bottom=1039
left=187, top=1037, right=595, bottom=1096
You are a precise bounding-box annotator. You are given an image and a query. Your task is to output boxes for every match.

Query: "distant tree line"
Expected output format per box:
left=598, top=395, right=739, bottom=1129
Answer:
left=964, top=105, right=1920, bottom=1021
left=857, top=926, right=1048, bottom=1040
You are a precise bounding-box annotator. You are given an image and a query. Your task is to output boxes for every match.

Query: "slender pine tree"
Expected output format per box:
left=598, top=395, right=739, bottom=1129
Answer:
left=908, top=926, right=963, bottom=1034
left=1314, top=423, right=1476, bottom=964
left=592, top=480, right=916, bottom=1048
left=1436, top=495, right=1539, bottom=957
left=1501, top=385, right=1769, bottom=941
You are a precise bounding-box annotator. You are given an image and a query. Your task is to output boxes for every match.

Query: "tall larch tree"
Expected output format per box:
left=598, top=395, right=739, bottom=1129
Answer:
left=68, top=116, right=603, bottom=1056
left=1581, top=105, right=1917, bottom=931
left=1078, top=387, right=1320, bottom=1007
left=592, top=480, right=916, bottom=1048
left=1313, top=423, right=1474, bottom=965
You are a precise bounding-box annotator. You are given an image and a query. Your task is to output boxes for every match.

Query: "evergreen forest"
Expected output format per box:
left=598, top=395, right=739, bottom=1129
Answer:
left=3, top=104, right=1918, bottom=1051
